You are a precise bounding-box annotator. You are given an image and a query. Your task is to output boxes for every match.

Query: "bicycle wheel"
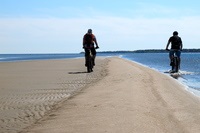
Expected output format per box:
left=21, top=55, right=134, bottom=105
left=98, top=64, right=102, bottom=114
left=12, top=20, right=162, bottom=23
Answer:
left=171, top=58, right=175, bottom=72
left=87, top=65, right=91, bottom=73
left=87, top=56, right=93, bottom=73
left=86, top=56, right=90, bottom=73
left=174, top=57, right=179, bottom=72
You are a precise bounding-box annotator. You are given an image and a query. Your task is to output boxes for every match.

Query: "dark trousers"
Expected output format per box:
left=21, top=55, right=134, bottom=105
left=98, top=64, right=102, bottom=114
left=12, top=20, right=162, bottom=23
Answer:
left=84, top=48, right=96, bottom=57
left=84, top=48, right=96, bottom=66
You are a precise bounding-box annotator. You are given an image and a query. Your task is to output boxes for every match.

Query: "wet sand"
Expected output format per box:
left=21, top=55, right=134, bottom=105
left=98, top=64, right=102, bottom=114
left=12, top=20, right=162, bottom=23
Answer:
left=1, top=57, right=200, bottom=133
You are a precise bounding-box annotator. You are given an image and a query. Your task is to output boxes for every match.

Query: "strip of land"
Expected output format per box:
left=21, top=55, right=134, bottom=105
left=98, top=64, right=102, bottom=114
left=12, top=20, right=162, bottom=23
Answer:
left=0, top=57, right=200, bottom=133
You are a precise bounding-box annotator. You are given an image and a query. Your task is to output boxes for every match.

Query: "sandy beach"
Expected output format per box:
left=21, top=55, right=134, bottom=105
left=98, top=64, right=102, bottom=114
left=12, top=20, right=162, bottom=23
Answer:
left=1, top=57, right=200, bottom=133
left=0, top=58, right=107, bottom=133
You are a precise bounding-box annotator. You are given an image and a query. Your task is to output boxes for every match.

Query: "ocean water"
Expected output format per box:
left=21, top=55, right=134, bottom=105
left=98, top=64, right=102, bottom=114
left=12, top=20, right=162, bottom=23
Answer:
left=122, top=52, right=200, bottom=97
left=0, top=53, right=200, bottom=97
left=0, top=54, right=83, bottom=62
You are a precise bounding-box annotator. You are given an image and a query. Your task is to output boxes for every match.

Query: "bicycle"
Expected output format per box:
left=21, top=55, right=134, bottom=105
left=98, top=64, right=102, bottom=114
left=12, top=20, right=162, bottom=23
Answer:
left=166, top=49, right=181, bottom=73
left=84, top=47, right=99, bottom=73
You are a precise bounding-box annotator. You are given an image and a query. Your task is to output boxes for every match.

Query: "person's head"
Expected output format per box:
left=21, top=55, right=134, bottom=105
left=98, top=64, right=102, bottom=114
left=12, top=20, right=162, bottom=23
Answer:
left=173, top=31, right=178, bottom=36
left=87, top=29, right=92, bottom=34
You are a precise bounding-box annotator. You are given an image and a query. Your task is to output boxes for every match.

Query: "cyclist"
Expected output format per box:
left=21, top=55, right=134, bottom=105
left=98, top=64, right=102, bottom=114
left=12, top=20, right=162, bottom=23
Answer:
left=165, top=31, right=183, bottom=67
left=83, top=29, right=99, bottom=66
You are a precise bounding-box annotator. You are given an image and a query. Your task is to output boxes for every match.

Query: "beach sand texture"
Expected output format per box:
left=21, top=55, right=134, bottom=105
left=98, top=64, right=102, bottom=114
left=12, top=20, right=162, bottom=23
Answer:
left=1, top=57, right=200, bottom=133
left=0, top=58, right=107, bottom=133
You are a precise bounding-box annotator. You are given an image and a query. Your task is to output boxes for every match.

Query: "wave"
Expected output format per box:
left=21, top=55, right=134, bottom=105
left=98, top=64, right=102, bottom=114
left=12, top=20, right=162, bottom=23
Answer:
left=179, top=70, right=195, bottom=75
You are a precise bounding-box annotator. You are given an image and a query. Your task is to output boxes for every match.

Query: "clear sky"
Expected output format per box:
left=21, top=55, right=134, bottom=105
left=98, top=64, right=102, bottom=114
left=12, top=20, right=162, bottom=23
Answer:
left=0, top=0, right=200, bottom=53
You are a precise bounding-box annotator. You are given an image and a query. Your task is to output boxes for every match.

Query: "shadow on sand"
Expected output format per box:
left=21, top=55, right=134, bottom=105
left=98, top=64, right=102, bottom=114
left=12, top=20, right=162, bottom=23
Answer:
left=68, top=71, right=88, bottom=74
left=164, top=71, right=182, bottom=79
left=170, top=73, right=182, bottom=79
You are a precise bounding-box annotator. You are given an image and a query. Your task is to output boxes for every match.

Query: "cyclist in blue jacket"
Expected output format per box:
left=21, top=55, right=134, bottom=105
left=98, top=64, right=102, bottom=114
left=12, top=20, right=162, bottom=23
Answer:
left=165, top=31, right=183, bottom=66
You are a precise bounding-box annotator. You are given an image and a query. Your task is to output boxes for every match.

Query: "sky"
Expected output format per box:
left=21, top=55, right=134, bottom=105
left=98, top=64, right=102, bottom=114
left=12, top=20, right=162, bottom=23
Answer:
left=0, top=0, right=200, bottom=53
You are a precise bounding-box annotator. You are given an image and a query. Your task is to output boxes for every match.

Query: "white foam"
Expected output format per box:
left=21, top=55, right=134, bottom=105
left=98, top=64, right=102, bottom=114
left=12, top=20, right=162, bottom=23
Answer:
left=179, top=70, right=195, bottom=75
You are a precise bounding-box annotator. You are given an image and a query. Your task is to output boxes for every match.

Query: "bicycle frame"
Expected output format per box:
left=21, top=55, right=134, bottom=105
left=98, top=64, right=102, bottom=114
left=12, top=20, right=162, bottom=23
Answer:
left=85, top=48, right=94, bottom=73
left=171, top=50, right=180, bottom=73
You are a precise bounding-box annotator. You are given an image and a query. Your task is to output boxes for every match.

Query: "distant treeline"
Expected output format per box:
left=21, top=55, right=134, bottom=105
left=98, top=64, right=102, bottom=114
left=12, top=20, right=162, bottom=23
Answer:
left=95, top=49, right=200, bottom=54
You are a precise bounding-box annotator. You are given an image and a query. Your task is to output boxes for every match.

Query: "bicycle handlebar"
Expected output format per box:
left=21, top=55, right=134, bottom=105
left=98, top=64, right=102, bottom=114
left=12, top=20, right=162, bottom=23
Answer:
left=166, top=48, right=170, bottom=51
left=83, top=46, right=99, bottom=49
left=166, top=49, right=182, bottom=51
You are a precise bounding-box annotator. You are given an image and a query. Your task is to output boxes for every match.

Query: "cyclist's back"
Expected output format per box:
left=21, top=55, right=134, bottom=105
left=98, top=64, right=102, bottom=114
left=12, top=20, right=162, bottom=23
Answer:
left=82, top=29, right=99, bottom=66
left=166, top=31, right=183, bottom=51
left=169, top=34, right=182, bottom=50
left=83, top=33, right=95, bottom=48
left=165, top=31, right=183, bottom=68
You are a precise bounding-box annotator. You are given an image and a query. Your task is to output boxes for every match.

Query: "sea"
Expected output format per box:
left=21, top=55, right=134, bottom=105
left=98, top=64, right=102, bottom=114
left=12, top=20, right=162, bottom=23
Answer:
left=0, top=52, right=200, bottom=97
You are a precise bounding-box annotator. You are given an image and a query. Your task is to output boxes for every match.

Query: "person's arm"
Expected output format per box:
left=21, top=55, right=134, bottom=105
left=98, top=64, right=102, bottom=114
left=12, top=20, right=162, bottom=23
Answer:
left=82, top=35, right=85, bottom=48
left=166, top=38, right=171, bottom=50
left=166, top=41, right=170, bottom=50
left=180, top=38, right=183, bottom=50
left=93, top=35, right=99, bottom=48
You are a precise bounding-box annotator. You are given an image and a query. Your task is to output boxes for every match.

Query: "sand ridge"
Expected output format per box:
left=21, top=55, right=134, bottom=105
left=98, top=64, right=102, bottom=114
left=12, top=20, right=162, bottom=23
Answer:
left=0, top=58, right=108, bottom=133
left=22, top=57, right=200, bottom=133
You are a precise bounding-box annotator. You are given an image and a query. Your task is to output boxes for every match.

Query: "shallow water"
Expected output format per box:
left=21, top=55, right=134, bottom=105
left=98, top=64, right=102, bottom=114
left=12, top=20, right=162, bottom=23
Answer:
left=122, top=52, right=200, bottom=97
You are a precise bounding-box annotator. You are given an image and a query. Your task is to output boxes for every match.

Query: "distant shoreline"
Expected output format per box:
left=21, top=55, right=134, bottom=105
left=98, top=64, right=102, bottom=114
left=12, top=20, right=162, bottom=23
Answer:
left=78, top=48, right=200, bottom=54
left=94, top=48, right=200, bottom=54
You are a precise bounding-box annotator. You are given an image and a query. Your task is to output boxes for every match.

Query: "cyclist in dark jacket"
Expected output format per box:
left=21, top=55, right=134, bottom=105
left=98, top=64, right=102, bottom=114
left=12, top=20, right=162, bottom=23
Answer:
left=166, top=31, right=183, bottom=66
left=83, top=29, right=99, bottom=66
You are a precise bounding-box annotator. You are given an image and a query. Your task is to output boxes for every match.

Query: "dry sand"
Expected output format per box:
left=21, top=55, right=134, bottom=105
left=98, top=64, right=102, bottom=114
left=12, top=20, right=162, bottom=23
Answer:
left=1, top=57, right=200, bottom=133
left=0, top=58, right=107, bottom=133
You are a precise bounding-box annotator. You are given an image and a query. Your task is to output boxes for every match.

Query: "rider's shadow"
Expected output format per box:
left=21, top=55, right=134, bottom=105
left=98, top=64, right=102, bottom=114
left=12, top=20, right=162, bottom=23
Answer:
left=170, top=74, right=181, bottom=79
left=68, top=71, right=88, bottom=74
left=164, top=71, right=182, bottom=79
